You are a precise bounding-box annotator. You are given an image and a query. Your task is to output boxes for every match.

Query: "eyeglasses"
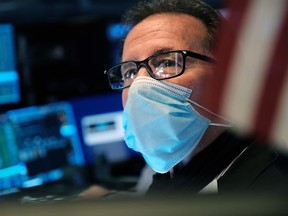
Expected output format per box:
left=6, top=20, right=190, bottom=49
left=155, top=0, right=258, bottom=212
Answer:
left=104, top=50, right=215, bottom=90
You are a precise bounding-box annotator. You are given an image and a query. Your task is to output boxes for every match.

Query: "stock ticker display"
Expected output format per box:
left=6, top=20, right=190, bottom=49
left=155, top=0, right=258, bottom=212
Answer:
left=0, top=102, right=84, bottom=195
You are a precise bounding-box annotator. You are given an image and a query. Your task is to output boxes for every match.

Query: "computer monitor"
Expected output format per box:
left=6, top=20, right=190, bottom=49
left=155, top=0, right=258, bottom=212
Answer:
left=0, top=114, right=24, bottom=195
left=0, top=101, right=85, bottom=196
left=70, top=92, right=129, bottom=162
left=70, top=92, right=145, bottom=186
left=0, top=23, right=21, bottom=106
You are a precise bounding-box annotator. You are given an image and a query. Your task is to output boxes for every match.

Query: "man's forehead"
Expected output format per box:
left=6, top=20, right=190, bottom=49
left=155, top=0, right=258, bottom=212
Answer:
left=123, top=13, right=206, bottom=60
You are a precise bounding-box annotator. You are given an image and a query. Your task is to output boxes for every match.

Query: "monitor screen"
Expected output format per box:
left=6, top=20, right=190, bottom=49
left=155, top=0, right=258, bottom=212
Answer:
left=0, top=24, right=20, bottom=105
left=0, top=114, right=24, bottom=195
left=70, top=92, right=127, bottom=163
left=70, top=92, right=144, bottom=183
left=0, top=101, right=84, bottom=195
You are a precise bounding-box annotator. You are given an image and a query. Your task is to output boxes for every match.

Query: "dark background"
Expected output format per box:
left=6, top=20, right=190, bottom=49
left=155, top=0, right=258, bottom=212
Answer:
left=0, top=0, right=225, bottom=112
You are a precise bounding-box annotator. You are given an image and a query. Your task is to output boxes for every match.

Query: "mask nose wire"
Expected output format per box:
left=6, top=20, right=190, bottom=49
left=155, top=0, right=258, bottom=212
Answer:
left=186, top=98, right=233, bottom=127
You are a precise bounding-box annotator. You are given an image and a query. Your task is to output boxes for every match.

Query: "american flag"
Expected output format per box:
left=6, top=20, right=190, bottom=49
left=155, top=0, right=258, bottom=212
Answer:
left=203, top=0, right=288, bottom=151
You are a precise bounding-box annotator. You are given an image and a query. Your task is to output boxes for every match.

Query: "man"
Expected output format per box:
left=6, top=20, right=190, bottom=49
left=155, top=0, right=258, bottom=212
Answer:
left=104, top=0, right=288, bottom=196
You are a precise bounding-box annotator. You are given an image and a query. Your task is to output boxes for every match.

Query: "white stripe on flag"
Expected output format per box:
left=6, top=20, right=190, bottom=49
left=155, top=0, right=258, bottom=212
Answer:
left=220, top=0, right=287, bottom=134
left=272, top=65, right=288, bottom=149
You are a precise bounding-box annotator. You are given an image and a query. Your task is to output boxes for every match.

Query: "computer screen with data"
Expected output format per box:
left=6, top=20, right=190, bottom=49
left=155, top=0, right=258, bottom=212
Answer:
left=0, top=23, right=20, bottom=106
left=0, top=102, right=84, bottom=196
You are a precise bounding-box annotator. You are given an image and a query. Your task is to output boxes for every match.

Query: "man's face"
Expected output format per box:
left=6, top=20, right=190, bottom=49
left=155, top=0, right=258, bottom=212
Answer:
left=122, top=13, right=214, bottom=117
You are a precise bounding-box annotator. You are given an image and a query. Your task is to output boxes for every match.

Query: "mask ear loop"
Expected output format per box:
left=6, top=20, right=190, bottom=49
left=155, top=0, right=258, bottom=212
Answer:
left=186, top=98, right=233, bottom=127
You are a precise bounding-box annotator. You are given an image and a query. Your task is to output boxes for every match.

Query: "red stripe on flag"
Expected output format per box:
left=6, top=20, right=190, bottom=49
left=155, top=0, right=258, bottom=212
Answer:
left=252, top=9, right=288, bottom=140
left=203, top=0, right=251, bottom=113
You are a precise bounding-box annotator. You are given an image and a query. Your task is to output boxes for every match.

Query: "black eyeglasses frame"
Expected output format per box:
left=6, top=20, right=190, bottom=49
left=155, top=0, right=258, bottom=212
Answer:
left=104, top=50, right=215, bottom=90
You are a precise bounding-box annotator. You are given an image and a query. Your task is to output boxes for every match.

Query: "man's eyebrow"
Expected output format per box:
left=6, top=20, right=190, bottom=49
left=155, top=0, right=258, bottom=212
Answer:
left=123, top=48, right=174, bottom=62
left=152, top=48, right=174, bottom=56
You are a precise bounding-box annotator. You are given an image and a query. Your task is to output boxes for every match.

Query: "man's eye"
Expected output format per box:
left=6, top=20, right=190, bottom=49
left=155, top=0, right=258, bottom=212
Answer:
left=123, top=68, right=137, bottom=79
left=151, top=59, right=179, bottom=70
left=157, top=59, right=177, bottom=68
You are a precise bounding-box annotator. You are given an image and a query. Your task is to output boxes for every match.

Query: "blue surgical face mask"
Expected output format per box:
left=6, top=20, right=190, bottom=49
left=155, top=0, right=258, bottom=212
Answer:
left=122, top=76, right=231, bottom=174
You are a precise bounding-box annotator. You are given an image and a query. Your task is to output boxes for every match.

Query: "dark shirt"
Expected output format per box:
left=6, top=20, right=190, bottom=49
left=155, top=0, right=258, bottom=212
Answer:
left=146, top=130, right=288, bottom=196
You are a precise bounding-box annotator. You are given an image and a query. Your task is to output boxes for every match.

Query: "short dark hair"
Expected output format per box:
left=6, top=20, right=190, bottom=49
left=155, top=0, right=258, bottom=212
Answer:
left=121, top=0, right=223, bottom=54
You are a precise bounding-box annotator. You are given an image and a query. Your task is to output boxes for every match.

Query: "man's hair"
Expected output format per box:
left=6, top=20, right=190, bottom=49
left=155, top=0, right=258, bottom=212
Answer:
left=121, top=0, right=223, bottom=54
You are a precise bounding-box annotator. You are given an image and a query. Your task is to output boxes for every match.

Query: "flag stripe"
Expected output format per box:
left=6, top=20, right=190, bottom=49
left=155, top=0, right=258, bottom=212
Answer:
left=203, top=0, right=251, bottom=114
left=272, top=65, right=288, bottom=146
left=253, top=8, right=288, bottom=139
left=220, top=0, right=287, bottom=133
left=204, top=0, right=288, bottom=145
